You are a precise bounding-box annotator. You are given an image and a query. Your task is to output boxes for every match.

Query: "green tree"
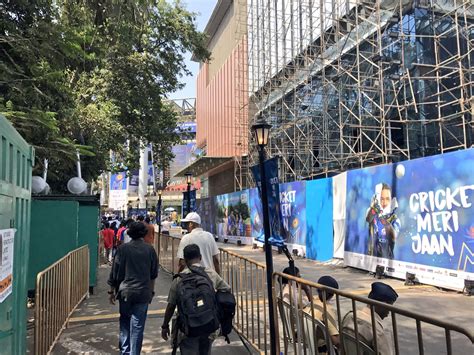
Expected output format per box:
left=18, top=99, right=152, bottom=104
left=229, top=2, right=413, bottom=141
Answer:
left=0, top=0, right=209, bottom=192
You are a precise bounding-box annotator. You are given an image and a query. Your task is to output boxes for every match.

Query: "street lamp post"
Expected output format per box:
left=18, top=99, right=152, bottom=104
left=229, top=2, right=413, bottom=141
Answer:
left=157, top=188, right=163, bottom=237
left=185, top=172, right=192, bottom=217
left=251, top=118, right=277, bottom=355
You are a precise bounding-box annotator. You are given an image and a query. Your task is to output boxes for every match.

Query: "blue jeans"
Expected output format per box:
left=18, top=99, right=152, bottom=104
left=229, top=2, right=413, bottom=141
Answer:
left=119, top=300, right=149, bottom=355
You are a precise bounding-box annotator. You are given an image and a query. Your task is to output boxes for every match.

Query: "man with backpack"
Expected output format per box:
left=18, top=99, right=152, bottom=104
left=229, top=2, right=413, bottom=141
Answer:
left=161, top=244, right=235, bottom=354
left=108, top=222, right=158, bottom=355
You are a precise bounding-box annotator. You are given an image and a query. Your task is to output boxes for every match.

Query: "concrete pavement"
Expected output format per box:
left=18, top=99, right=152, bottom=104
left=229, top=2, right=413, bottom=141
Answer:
left=50, top=263, right=250, bottom=354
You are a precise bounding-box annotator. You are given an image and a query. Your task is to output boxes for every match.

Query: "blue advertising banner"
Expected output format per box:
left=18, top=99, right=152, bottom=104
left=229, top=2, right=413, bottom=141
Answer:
left=306, top=178, right=334, bottom=261
left=147, top=161, right=154, bottom=186
left=214, top=191, right=251, bottom=243
left=196, top=198, right=216, bottom=236
left=251, top=157, right=285, bottom=246
left=109, top=172, right=128, bottom=210
left=344, top=149, right=474, bottom=290
left=128, top=208, right=147, bottom=218
left=249, top=188, right=263, bottom=241
left=182, top=190, right=197, bottom=218
left=280, top=181, right=306, bottom=248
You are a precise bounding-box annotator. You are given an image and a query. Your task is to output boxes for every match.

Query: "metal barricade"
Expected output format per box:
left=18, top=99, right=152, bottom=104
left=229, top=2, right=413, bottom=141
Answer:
left=156, top=233, right=181, bottom=274
left=219, top=248, right=270, bottom=354
left=273, top=272, right=474, bottom=355
left=218, top=248, right=474, bottom=354
left=34, top=246, right=89, bottom=355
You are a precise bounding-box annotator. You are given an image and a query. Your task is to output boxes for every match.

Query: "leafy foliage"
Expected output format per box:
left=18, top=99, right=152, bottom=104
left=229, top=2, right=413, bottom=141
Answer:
left=0, top=0, right=209, bottom=192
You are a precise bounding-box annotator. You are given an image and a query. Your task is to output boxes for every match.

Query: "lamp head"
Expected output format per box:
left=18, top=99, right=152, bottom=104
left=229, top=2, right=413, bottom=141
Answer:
left=251, top=117, right=271, bottom=148
left=185, top=172, right=192, bottom=185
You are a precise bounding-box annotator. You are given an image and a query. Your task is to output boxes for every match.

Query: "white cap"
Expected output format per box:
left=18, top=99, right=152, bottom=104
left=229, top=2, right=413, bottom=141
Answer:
left=181, top=212, right=201, bottom=225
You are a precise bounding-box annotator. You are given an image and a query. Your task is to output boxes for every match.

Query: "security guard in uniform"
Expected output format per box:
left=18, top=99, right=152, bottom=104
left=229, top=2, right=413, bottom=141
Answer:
left=341, top=282, right=398, bottom=355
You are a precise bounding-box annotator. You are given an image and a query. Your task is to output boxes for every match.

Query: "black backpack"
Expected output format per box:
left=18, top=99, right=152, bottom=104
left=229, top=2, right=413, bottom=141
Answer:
left=216, top=290, right=236, bottom=343
left=176, top=266, right=220, bottom=337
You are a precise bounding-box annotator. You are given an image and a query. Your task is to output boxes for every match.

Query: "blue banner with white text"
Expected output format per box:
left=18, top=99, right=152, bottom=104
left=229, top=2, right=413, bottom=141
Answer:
left=344, top=148, right=474, bottom=290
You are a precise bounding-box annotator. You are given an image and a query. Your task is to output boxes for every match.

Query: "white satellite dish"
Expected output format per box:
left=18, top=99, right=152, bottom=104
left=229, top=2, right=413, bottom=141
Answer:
left=67, top=177, right=87, bottom=195
left=32, top=176, right=47, bottom=194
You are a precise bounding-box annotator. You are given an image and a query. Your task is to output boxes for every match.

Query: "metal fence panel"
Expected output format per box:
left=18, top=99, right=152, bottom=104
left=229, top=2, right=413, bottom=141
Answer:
left=34, top=246, right=89, bottom=355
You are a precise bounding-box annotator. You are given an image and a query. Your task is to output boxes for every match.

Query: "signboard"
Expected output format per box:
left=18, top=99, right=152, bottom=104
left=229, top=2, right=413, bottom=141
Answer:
left=109, top=172, right=128, bottom=210
left=0, top=229, right=15, bottom=303
left=344, top=149, right=474, bottom=290
left=129, top=169, right=139, bottom=193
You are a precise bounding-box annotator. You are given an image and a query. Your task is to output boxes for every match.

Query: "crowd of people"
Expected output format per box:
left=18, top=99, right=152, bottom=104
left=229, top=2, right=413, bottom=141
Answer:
left=100, top=215, right=157, bottom=264
left=101, top=211, right=400, bottom=355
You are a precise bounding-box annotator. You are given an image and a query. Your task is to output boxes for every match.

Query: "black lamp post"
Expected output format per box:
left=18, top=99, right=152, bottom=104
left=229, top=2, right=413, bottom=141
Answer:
left=251, top=117, right=277, bottom=355
left=157, top=188, right=163, bottom=237
left=185, top=172, right=192, bottom=217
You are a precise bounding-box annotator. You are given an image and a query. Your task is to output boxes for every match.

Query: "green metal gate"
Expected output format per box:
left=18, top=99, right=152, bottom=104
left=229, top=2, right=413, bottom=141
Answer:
left=0, top=115, right=34, bottom=354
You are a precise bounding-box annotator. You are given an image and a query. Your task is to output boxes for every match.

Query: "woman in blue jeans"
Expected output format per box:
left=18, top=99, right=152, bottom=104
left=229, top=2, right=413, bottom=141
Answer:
left=108, top=222, right=159, bottom=354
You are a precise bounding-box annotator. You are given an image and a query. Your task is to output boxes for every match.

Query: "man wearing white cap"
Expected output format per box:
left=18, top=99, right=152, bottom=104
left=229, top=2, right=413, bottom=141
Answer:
left=177, top=212, right=221, bottom=274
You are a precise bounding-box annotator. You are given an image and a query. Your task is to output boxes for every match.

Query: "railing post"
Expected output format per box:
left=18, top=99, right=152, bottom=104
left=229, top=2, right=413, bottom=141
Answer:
left=67, top=253, right=72, bottom=313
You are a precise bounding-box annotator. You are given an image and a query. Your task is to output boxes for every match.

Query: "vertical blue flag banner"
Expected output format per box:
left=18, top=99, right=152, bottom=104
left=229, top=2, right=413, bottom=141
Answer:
left=182, top=190, right=197, bottom=218
left=251, top=157, right=285, bottom=246
left=344, top=148, right=474, bottom=291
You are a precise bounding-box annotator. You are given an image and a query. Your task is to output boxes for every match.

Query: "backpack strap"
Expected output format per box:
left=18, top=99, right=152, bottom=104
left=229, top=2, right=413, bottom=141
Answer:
left=188, top=265, right=213, bottom=283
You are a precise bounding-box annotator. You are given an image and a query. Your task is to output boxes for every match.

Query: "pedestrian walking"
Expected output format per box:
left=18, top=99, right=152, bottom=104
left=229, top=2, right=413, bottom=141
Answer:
left=107, top=222, right=158, bottom=355
left=341, top=282, right=398, bottom=355
left=137, top=215, right=155, bottom=245
left=177, top=212, right=220, bottom=274
left=101, top=222, right=114, bottom=263
left=161, top=244, right=232, bottom=355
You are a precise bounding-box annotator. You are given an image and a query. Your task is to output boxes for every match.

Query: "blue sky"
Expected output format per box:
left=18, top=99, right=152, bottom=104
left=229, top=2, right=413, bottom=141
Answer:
left=169, top=0, right=218, bottom=100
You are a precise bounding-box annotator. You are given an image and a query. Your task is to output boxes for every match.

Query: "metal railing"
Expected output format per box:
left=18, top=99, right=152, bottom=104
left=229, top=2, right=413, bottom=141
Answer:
left=159, top=242, right=474, bottom=354
left=34, top=246, right=89, bottom=355
left=273, top=272, right=474, bottom=355
left=219, top=248, right=269, bottom=354
left=155, top=232, right=181, bottom=274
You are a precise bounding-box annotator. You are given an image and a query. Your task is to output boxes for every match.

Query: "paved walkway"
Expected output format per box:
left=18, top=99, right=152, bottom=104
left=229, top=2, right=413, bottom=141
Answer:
left=52, top=263, right=250, bottom=354
left=47, top=241, right=473, bottom=354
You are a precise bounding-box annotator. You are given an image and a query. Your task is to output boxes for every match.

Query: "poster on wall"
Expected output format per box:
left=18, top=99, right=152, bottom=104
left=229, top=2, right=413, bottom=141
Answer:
left=214, top=191, right=251, bottom=244
left=0, top=229, right=15, bottom=303
left=280, top=181, right=307, bottom=255
left=306, top=178, right=334, bottom=261
left=109, top=172, right=128, bottom=210
left=344, top=149, right=474, bottom=290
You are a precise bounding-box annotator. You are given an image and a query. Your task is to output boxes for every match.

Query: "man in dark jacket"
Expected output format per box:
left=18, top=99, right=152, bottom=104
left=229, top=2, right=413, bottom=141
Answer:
left=108, top=222, right=158, bottom=355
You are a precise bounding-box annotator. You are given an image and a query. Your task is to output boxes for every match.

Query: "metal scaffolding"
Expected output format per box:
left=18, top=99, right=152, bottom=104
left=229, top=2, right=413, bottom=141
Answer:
left=234, top=0, right=473, bottom=187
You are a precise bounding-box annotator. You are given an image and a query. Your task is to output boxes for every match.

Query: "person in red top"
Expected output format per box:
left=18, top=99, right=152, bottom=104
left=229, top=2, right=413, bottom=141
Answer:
left=116, top=221, right=128, bottom=246
left=137, top=215, right=155, bottom=246
left=101, top=222, right=115, bottom=263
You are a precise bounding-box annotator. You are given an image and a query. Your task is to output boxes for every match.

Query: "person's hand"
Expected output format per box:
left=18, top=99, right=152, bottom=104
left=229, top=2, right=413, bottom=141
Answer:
left=108, top=291, right=116, bottom=305
left=161, top=325, right=170, bottom=340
